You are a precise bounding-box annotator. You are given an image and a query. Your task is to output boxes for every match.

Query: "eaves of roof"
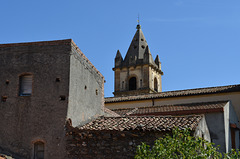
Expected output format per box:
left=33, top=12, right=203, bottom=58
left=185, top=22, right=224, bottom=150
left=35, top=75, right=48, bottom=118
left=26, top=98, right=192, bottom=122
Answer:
left=105, top=84, right=240, bottom=103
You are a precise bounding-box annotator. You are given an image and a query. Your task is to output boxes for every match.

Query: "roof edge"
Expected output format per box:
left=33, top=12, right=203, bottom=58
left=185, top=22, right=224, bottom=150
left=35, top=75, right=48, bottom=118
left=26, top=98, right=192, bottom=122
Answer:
left=0, top=39, right=72, bottom=48
left=70, top=40, right=104, bottom=79
left=105, top=84, right=240, bottom=103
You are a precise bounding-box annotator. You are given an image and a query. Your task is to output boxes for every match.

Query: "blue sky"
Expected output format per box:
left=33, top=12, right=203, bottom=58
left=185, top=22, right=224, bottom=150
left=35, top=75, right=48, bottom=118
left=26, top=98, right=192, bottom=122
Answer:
left=1, top=1, right=240, bottom=97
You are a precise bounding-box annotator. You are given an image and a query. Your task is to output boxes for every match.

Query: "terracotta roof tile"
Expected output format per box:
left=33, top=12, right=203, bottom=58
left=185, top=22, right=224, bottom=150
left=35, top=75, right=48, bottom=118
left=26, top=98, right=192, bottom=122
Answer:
left=79, top=115, right=203, bottom=131
left=105, top=84, right=240, bottom=103
left=112, top=101, right=227, bottom=116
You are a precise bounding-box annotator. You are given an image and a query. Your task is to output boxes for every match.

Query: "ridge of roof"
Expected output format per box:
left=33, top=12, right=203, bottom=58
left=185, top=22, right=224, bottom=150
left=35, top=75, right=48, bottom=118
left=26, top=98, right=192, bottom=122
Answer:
left=105, top=84, right=240, bottom=103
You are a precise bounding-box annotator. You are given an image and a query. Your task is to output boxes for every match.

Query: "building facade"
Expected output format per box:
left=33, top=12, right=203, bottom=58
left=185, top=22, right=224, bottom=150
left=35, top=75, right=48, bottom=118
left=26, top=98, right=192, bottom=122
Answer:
left=0, top=39, right=104, bottom=159
left=107, top=24, right=240, bottom=153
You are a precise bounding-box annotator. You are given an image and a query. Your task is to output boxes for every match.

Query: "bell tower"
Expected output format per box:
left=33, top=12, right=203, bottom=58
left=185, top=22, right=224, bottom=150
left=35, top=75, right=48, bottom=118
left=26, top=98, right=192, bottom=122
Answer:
left=113, top=24, right=163, bottom=97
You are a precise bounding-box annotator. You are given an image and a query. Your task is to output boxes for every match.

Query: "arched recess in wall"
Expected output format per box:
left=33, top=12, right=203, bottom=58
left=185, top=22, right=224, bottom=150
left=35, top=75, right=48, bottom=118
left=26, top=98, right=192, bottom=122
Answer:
left=129, top=77, right=137, bottom=90
left=34, top=141, right=44, bottom=159
left=154, top=77, right=158, bottom=92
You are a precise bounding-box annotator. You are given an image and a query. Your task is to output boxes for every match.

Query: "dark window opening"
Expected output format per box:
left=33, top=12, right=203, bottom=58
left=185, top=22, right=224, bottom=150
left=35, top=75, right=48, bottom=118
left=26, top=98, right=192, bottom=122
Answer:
left=231, top=127, right=236, bottom=149
left=34, top=141, right=44, bottom=159
left=154, top=78, right=158, bottom=92
left=56, top=78, right=60, bottom=82
left=60, top=95, right=66, bottom=101
left=19, top=74, right=33, bottom=96
left=129, top=77, right=137, bottom=90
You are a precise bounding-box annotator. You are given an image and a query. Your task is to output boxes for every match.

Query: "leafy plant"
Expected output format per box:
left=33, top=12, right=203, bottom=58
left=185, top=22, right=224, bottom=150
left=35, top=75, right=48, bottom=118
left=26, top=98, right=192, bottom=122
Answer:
left=135, top=128, right=222, bottom=159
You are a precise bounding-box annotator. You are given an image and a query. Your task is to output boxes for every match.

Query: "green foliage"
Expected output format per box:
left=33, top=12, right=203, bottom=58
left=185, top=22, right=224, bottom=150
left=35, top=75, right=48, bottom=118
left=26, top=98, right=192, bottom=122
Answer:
left=224, top=149, right=240, bottom=158
left=135, top=128, right=240, bottom=158
left=135, top=128, right=222, bottom=159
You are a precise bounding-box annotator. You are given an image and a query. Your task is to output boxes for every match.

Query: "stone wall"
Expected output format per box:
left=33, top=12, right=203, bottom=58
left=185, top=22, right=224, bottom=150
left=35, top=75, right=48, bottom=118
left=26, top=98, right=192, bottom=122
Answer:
left=66, top=124, right=166, bottom=159
left=0, top=39, right=105, bottom=159
left=0, top=40, right=71, bottom=158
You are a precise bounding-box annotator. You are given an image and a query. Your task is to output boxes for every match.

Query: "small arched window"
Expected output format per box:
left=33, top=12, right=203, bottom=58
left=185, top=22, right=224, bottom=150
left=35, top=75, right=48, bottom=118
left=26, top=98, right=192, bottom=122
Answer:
left=154, top=78, right=158, bottom=92
left=129, top=77, right=137, bottom=90
left=34, top=141, right=44, bottom=159
left=19, top=74, right=33, bottom=96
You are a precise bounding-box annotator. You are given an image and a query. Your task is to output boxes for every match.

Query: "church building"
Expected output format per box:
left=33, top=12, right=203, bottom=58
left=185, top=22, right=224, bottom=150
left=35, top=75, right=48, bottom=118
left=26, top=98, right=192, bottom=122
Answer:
left=106, top=24, right=240, bottom=153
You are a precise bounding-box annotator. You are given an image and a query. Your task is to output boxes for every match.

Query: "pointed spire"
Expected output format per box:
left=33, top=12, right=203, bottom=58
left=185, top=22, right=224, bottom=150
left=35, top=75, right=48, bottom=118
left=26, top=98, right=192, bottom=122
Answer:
left=143, top=45, right=154, bottom=64
left=154, top=55, right=161, bottom=69
left=115, top=50, right=122, bottom=59
left=155, top=55, right=160, bottom=65
left=123, top=24, right=155, bottom=66
left=115, top=50, right=123, bottom=67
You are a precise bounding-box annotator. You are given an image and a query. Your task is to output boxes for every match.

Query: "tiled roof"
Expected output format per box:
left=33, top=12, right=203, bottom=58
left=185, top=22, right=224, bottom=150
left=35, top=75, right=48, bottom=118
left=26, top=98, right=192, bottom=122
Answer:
left=112, top=101, right=227, bottom=116
left=105, top=84, right=240, bottom=103
left=79, top=115, right=203, bottom=131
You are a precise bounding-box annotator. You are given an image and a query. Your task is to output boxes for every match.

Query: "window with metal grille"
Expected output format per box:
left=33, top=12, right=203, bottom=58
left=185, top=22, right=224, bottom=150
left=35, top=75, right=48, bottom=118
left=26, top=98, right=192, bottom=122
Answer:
left=19, top=75, right=33, bottom=96
left=34, top=141, right=44, bottom=159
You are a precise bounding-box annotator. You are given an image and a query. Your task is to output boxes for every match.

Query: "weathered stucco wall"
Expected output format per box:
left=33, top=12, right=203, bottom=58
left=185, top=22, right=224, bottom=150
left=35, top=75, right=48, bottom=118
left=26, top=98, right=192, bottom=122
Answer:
left=205, top=112, right=225, bottom=152
left=0, top=41, right=71, bottom=159
left=68, top=46, right=104, bottom=127
left=194, top=115, right=211, bottom=142
left=224, top=102, right=240, bottom=152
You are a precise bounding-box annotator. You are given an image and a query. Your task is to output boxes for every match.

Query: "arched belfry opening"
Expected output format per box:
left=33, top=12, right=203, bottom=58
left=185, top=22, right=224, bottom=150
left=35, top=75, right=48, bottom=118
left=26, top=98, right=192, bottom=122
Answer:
left=129, top=77, right=137, bottom=90
left=154, top=78, right=158, bottom=92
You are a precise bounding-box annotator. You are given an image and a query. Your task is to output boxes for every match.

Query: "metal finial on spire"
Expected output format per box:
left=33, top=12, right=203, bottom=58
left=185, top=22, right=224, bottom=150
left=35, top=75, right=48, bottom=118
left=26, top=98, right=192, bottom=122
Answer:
left=136, top=14, right=141, bottom=29
left=137, top=14, right=140, bottom=24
